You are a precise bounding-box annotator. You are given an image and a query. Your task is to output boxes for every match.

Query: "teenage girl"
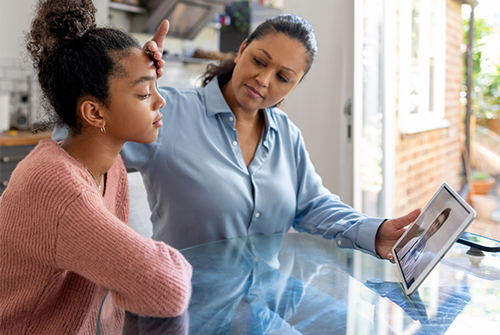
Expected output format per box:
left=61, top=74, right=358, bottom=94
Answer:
left=0, top=1, right=192, bottom=334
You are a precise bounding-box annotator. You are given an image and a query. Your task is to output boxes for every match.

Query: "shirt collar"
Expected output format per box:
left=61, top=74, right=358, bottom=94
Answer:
left=262, top=107, right=277, bottom=132
left=204, top=77, right=277, bottom=132
left=204, top=78, right=232, bottom=117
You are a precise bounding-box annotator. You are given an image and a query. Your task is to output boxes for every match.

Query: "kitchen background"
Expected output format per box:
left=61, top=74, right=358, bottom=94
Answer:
left=1, top=0, right=499, bottom=233
left=0, top=0, right=283, bottom=130
left=0, top=0, right=355, bottom=204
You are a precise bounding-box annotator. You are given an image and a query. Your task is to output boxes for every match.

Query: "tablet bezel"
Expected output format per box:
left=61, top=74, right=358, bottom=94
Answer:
left=391, top=182, right=477, bottom=296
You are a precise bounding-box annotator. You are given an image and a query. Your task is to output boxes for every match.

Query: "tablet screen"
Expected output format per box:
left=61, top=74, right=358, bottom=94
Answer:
left=392, top=183, right=476, bottom=295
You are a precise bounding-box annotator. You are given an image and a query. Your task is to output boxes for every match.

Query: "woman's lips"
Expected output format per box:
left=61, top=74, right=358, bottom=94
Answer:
left=153, top=113, right=163, bottom=127
left=245, top=85, right=263, bottom=99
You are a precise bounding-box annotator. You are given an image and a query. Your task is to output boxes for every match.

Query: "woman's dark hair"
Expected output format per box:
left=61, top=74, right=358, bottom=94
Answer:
left=201, top=14, right=318, bottom=87
left=27, top=0, right=140, bottom=132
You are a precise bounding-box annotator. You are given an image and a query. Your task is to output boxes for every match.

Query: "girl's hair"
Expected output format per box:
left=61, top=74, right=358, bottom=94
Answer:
left=27, top=0, right=140, bottom=132
left=201, top=14, right=318, bottom=87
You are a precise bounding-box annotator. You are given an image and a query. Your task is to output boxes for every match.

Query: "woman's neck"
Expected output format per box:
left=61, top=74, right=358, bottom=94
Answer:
left=235, top=111, right=264, bottom=128
left=60, top=130, right=123, bottom=184
left=222, top=80, right=261, bottom=124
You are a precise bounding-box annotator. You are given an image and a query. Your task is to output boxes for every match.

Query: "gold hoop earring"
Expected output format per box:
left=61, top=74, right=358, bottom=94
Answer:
left=100, top=126, right=106, bottom=134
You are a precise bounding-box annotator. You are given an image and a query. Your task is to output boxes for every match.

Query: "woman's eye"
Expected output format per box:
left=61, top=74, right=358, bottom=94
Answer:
left=139, top=94, right=151, bottom=99
left=254, top=58, right=264, bottom=66
left=278, top=74, right=289, bottom=83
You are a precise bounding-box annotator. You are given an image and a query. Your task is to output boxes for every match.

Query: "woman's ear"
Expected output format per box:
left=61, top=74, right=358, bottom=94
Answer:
left=234, top=39, right=248, bottom=64
left=79, top=99, right=106, bottom=130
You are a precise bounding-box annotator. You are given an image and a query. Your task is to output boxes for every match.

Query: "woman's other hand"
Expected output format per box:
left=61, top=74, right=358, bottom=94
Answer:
left=143, top=20, right=169, bottom=78
left=375, top=208, right=421, bottom=261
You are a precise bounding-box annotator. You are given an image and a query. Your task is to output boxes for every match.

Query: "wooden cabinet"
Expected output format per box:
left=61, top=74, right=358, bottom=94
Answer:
left=0, top=131, right=51, bottom=195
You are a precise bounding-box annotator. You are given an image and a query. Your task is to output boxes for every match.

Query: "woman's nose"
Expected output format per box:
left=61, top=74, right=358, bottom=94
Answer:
left=256, top=70, right=272, bottom=88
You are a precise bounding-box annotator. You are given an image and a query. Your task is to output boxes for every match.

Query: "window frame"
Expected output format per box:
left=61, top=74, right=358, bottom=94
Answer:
left=398, top=0, right=449, bottom=134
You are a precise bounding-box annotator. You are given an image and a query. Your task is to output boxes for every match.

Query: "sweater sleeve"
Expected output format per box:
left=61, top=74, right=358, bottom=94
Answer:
left=54, top=191, right=192, bottom=317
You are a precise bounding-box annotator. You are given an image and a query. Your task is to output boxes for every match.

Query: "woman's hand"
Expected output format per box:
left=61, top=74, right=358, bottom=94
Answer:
left=143, top=20, right=169, bottom=78
left=375, top=208, right=421, bottom=261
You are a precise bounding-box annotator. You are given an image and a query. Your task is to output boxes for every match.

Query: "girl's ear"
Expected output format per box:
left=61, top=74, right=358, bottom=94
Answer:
left=234, top=39, right=248, bottom=64
left=79, top=99, right=106, bottom=131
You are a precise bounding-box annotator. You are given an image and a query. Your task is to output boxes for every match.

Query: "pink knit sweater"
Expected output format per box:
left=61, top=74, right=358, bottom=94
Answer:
left=0, top=140, right=192, bottom=334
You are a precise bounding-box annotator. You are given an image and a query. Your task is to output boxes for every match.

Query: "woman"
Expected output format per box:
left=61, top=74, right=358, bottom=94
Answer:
left=0, top=1, right=192, bottom=334
left=398, top=208, right=451, bottom=283
left=55, top=15, right=420, bottom=259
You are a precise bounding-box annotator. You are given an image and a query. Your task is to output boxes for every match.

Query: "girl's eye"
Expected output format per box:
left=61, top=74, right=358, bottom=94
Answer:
left=139, top=94, right=151, bottom=99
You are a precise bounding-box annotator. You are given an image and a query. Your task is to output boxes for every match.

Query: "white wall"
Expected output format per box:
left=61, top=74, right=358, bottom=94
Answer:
left=283, top=0, right=355, bottom=203
left=0, top=0, right=108, bottom=59
left=0, top=0, right=33, bottom=59
left=0, top=0, right=108, bottom=123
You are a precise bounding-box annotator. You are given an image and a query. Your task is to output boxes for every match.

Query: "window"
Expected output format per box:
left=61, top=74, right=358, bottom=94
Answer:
left=353, top=0, right=397, bottom=217
left=399, top=0, right=449, bottom=134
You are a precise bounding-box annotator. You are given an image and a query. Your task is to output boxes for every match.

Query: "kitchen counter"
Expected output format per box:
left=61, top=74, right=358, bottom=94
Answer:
left=0, top=130, right=52, bottom=147
left=0, top=130, right=52, bottom=195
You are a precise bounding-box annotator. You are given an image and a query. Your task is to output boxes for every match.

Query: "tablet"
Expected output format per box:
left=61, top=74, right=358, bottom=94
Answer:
left=392, top=183, right=476, bottom=296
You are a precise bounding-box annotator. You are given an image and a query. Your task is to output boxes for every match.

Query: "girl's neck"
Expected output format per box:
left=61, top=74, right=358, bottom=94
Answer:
left=60, top=130, right=123, bottom=184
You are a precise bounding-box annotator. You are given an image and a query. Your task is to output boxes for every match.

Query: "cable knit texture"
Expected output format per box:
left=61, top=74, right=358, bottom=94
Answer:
left=0, top=140, right=192, bottom=335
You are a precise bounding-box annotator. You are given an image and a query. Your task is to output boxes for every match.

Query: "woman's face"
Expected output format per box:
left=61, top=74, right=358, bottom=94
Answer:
left=228, top=33, right=309, bottom=113
left=427, top=214, right=446, bottom=237
left=103, top=48, right=165, bottom=144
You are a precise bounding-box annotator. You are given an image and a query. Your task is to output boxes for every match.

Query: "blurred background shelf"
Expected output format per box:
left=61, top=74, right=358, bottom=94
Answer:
left=108, top=1, right=147, bottom=14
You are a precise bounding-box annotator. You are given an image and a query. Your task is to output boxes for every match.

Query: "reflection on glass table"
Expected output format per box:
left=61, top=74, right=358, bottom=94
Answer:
left=97, top=233, right=500, bottom=335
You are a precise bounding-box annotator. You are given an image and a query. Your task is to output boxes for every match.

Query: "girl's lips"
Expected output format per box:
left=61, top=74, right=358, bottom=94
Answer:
left=245, top=85, right=263, bottom=99
left=153, top=113, right=163, bottom=127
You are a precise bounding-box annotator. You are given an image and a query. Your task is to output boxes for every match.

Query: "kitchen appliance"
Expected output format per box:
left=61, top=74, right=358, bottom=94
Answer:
left=143, top=0, right=224, bottom=39
left=9, top=92, right=30, bottom=130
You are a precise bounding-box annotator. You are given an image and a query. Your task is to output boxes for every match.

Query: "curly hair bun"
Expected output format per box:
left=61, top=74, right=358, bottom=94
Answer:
left=28, top=0, right=97, bottom=61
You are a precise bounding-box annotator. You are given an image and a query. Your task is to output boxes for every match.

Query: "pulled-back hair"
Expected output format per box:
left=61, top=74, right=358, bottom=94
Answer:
left=202, top=14, right=318, bottom=87
left=27, top=0, right=140, bottom=132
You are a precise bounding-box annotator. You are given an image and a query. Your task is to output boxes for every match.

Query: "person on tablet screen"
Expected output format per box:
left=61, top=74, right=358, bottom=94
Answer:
left=398, top=208, right=451, bottom=283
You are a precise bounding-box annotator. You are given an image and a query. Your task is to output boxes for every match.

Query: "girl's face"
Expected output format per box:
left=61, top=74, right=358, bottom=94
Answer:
left=228, top=33, right=309, bottom=113
left=103, top=48, right=165, bottom=144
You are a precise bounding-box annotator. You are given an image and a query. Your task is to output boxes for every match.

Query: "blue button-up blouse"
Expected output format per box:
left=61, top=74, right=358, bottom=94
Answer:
left=119, top=78, right=384, bottom=253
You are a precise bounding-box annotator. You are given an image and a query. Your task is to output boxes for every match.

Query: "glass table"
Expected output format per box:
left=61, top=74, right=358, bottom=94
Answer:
left=97, top=233, right=500, bottom=334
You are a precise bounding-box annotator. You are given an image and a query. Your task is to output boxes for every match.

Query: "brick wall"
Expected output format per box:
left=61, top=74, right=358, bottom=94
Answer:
left=394, top=0, right=465, bottom=216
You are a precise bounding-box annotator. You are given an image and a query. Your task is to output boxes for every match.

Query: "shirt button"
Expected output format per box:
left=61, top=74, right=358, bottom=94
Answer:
left=232, top=141, right=238, bottom=146
left=229, top=116, right=234, bottom=121
left=337, top=240, right=342, bottom=246
left=255, top=213, right=260, bottom=218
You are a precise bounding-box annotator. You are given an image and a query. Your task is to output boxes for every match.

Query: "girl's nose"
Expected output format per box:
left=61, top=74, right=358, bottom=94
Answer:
left=153, top=89, right=166, bottom=110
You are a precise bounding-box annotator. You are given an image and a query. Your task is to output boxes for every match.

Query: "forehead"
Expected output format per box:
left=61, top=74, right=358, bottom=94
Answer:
left=116, top=48, right=156, bottom=81
left=247, top=33, right=309, bottom=73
